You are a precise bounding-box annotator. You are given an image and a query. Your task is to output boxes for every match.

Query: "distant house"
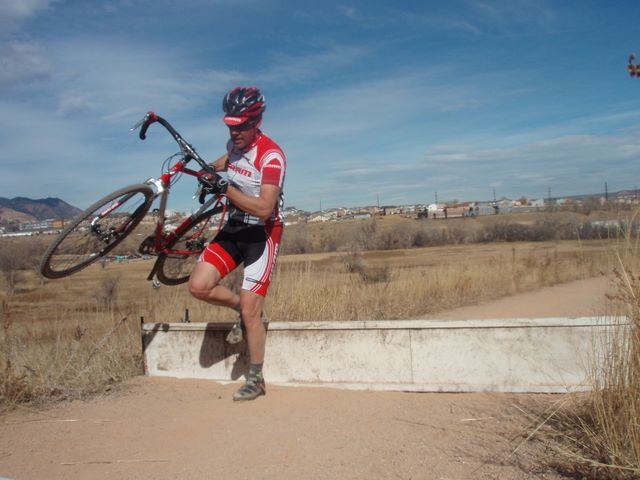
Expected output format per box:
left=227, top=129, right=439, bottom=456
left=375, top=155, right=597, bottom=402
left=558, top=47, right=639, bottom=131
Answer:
left=427, top=203, right=445, bottom=219
left=381, top=206, right=401, bottom=216
left=308, top=214, right=331, bottom=223
left=19, top=221, right=49, bottom=231
left=47, top=219, right=66, bottom=229
left=494, top=199, right=512, bottom=214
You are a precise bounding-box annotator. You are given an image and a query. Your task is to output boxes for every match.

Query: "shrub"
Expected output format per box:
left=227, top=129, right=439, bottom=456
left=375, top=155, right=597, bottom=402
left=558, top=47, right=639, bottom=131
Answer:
left=0, top=238, right=44, bottom=294
left=357, top=265, right=391, bottom=284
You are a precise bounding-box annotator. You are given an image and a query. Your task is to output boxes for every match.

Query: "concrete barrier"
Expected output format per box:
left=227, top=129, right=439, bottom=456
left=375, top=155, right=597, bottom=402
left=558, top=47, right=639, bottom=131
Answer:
left=142, top=317, right=629, bottom=393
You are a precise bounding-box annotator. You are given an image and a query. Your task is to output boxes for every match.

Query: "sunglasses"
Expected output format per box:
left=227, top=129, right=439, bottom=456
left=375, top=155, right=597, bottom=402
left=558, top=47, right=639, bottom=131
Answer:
left=228, top=121, right=257, bottom=132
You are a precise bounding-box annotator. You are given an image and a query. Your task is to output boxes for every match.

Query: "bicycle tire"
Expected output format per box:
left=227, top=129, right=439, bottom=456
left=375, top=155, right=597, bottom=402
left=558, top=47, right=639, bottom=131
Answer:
left=40, top=184, right=155, bottom=279
left=154, top=206, right=224, bottom=286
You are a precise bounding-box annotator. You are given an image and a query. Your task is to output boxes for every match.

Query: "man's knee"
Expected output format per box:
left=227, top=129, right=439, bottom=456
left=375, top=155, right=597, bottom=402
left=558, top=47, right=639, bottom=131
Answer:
left=188, top=263, right=221, bottom=300
left=188, top=281, right=209, bottom=300
left=240, top=294, right=264, bottom=326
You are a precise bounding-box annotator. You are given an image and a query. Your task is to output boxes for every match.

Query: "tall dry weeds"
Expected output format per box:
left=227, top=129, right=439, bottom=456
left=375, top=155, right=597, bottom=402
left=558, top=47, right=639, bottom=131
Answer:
left=0, top=298, right=141, bottom=412
left=267, top=244, right=606, bottom=321
left=583, top=215, right=640, bottom=478
left=537, top=212, right=640, bottom=479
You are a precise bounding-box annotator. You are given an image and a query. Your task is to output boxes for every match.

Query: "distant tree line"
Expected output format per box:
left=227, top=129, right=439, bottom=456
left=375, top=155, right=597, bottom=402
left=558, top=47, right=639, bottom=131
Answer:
left=280, top=214, right=638, bottom=255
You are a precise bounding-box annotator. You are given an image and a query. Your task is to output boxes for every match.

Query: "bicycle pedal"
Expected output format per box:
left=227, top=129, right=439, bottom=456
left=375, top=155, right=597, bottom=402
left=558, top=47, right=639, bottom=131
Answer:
left=138, top=235, right=155, bottom=254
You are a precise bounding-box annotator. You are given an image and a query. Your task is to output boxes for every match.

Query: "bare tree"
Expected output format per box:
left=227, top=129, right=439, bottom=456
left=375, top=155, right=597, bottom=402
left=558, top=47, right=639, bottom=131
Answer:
left=0, top=238, right=41, bottom=294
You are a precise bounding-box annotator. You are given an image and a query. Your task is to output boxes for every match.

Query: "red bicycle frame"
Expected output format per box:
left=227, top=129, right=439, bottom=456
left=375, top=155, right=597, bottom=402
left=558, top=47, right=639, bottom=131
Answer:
left=131, top=112, right=227, bottom=275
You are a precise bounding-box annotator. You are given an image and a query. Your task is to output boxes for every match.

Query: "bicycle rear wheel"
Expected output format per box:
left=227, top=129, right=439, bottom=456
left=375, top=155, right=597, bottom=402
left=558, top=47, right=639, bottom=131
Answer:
left=40, top=184, right=155, bottom=279
left=154, top=206, right=224, bottom=286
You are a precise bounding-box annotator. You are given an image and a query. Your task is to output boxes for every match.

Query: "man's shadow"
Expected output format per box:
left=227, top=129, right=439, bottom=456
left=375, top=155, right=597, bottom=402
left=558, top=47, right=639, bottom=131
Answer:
left=143, top=322, right=266, bottom=380
left=198, top=323, right=249, bottom=380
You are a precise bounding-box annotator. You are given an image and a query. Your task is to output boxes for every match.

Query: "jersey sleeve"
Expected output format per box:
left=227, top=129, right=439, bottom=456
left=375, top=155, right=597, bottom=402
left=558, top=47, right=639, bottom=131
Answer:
left=260, top=150, right=286, bottom=188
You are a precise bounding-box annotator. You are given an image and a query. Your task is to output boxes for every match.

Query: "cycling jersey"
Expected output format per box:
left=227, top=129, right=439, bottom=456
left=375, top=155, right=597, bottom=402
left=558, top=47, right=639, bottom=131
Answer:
left=225, top=131, right=286, bottom=226
left=199, top=130, right=286, bottom=297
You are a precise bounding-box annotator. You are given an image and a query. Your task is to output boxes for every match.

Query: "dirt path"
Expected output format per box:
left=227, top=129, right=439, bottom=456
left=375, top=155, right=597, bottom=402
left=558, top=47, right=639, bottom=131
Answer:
left=424, top=275, right=615, bottom=320
left=0, top=276, right=615, bottom=480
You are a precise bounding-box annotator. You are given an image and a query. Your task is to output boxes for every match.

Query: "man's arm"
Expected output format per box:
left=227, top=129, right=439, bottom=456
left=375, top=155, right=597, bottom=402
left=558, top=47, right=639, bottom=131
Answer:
left=211, top=153, right=229, bottom=172
left=226, top=184, right=280, bottom=221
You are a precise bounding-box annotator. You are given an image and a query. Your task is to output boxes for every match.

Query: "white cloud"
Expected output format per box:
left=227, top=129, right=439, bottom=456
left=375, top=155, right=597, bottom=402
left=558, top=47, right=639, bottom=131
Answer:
left=417, top=128, right=640, bottom=198
left=0, top=40, right=52, bottom=85
left=469, top=0, right=556, bottom=28
left=56, top=92, right=94, bottom=116
left=39, top=37, right=247, bottom=121
left=260, top=44, right=369, bottom=85
left=0, top=0, right=60, bottom=34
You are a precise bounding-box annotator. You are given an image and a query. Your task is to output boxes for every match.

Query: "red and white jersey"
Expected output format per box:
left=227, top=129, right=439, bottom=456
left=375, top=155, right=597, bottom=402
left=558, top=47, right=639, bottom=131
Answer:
left=225, top=131, right=286, bottom=226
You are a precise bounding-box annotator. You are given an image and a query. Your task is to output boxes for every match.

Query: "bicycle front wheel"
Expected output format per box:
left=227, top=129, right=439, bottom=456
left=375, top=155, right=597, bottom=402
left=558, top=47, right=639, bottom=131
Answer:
left=40, top=184, right=155, bottom=279
left=154, top=206, right=224, bottom=286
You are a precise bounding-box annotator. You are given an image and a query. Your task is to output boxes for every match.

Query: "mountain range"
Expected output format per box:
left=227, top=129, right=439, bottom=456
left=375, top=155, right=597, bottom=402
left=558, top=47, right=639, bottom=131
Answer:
left=0, top=197, right=83, bottom=223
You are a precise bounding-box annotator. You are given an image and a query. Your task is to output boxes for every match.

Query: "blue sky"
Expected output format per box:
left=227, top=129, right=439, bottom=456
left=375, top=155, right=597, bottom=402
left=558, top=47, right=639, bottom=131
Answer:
left=1, top=0, right=640, bottom=212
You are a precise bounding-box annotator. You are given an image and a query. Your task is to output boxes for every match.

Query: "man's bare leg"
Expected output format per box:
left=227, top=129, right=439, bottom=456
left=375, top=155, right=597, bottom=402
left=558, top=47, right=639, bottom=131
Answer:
left=189, top=263, right=267, bottom=400
left=188, top=262, right=239, bottom=308
left=232, top=289, right=267, bottom=401
left=239, top=289, right=266, bottom=363
left=189, top=262, right=244, bottom=342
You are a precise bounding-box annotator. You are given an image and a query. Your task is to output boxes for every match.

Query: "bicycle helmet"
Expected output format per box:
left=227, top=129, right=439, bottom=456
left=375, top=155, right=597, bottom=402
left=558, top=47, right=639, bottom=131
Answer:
left=222, top=87, right=266, bottom=126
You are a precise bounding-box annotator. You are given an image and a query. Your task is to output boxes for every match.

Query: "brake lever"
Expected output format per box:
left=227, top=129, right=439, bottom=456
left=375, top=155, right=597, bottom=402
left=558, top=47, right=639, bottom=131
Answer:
left=193, top=183, right=203, bottom=200
left=130, top=112, right=158, bottom=140
left=130, top=114, right=149, bottom=132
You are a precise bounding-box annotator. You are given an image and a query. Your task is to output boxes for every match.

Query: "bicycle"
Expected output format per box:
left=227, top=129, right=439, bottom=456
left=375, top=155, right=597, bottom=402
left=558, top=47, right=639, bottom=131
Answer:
left=39, top=112, right=227, bottom=287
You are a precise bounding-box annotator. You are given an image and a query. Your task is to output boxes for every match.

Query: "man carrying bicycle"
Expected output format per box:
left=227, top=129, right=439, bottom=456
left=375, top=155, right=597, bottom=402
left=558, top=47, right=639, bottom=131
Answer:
left=189, top=87, right=286, bottom=402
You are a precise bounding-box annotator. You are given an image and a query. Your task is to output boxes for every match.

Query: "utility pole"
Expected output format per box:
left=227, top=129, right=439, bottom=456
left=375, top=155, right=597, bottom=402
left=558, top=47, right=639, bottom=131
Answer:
left=435, top=191, right=438, bottom=204
left=377, top=194, right=380, bottom=209
left=492, top=188, right=496, bottom=203
left=605, top=182, right=609, bottom=203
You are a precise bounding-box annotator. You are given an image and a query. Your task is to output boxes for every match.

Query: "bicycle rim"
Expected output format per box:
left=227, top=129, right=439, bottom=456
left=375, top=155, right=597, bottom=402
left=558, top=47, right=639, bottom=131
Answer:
left=40, top=184, right=154, bottom=279
left=155, top=206, right=224, bottom=286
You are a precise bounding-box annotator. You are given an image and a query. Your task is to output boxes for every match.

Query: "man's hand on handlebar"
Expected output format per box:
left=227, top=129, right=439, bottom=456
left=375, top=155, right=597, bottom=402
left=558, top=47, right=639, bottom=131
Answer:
left=198, top=172, right=229, bottom=204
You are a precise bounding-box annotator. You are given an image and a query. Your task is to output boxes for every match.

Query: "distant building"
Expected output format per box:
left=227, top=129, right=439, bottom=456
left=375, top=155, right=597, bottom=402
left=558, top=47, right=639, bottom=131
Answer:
left=47, top=219, right=66, bottom=229
left=308, top=214, right=332, bottom=223
left=381, top=206, right=401, bottom=216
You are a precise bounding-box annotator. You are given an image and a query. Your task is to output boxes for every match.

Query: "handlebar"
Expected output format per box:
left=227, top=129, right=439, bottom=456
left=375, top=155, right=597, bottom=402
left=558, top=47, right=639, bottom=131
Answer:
left=131, top=111, right=216, bottom=174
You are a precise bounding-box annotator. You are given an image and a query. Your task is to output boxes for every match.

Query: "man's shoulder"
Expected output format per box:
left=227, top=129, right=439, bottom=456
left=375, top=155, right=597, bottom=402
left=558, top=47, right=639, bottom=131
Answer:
left=256, top=132, right=285, bottom=157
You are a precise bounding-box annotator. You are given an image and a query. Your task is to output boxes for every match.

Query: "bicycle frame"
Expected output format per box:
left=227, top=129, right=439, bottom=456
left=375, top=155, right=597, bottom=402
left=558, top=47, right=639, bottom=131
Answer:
left=144, top=163, right=223, bottom=250
left=132, top=112, right=227, bottom=279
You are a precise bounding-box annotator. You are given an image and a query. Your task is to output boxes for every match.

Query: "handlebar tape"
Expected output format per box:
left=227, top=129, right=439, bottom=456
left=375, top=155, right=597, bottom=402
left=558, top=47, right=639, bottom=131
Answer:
left=139, top=112, right=158, bottom=140
left=137, top=112, right=212, bottom=172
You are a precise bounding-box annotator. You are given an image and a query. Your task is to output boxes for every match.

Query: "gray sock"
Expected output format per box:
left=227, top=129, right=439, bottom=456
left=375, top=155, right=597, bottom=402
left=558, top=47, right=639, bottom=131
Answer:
left=249, top=363, right=263, bottom=381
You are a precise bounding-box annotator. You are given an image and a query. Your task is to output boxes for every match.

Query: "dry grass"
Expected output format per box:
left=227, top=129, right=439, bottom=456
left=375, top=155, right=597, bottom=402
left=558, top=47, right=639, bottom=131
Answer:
left=0, top=208, right=637, bottom=480
left=1, top=298, right=140, bottom=411
left=268, top=240, right=610, bottom=321
left=532, top=214, right=640, bottom=480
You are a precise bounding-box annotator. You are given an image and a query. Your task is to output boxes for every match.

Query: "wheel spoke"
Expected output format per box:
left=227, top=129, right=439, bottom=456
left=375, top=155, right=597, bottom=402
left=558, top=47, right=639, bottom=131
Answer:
left=155, top=207, right=223, bottom=285
left=40, top=185, right=154, bottom=278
